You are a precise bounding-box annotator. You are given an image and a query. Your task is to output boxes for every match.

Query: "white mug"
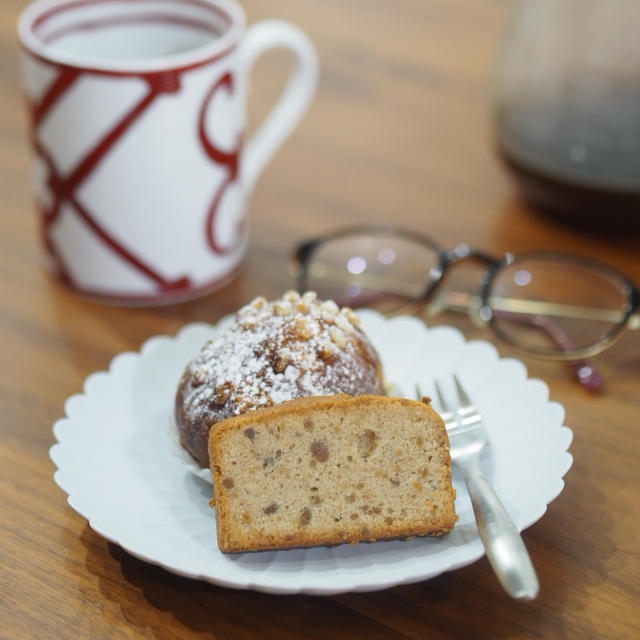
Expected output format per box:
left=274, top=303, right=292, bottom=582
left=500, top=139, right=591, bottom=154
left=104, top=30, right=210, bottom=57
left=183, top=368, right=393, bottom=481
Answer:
left=18, top=0, right=317, bottom=304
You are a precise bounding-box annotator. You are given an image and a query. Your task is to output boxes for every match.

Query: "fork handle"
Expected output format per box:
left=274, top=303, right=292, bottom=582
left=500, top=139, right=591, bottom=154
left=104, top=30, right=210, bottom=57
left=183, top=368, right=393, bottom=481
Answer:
left=462, top=469, right=540, bottom=600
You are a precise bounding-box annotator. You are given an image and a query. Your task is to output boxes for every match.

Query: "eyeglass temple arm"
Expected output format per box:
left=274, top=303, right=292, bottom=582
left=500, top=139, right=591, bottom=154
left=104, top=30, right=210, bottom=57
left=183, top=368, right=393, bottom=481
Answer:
left=492, top=310, right=603, bottom=391
left=430, top=292, right=604, bottom=391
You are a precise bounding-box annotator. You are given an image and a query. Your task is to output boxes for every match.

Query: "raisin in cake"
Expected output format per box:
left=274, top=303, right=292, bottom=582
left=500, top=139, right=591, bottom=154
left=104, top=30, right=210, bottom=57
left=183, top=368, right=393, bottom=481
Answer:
left=209, top=394, right=457, bottom=553
left=175, top=291, right=385, bottom=466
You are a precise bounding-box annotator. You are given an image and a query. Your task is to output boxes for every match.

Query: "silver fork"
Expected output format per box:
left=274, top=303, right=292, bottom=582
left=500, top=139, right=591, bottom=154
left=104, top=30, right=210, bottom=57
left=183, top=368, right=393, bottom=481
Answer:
left=425, top=374, right=539, bottom=600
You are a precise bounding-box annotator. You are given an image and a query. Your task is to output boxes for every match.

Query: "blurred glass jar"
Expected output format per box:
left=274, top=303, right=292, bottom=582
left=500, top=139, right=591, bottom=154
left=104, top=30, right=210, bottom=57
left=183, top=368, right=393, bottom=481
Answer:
left=493, top=0, right=640, bottom=229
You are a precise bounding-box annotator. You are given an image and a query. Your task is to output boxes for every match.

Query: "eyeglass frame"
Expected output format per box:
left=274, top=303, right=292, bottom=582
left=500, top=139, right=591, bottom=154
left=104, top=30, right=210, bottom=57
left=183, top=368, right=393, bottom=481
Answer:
left=292, top=224, right=640, bottom=363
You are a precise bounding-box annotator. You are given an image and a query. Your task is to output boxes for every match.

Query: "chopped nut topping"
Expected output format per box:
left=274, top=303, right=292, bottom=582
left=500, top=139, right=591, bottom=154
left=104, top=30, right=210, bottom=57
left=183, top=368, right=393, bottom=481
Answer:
left=250, top=296, right=267, bottom=310
left=295, top=300, right=310, bottom=314
left=238, top=316, right=257, bottom=329
left=330, top=328, right=347, bottom=349
left=283, top=290, right=301, bottom=302
left=274, top=300, right=293, bottom=316
left=320, top=299, right=339, bottom=316
left=335, top=313, right=352, bottom=332
left=273, top=358, right=289, bottom=373
left=276, top=347, right=293, bottom=364
left=294, top=316, right=314, bottom=340
left=191, top=367, right=208, bottom=386
left=343, top=307, right=360, bottom=327
left=215, top=381, right=233, bottom=405
left=317, top=340, right=336, bottom=360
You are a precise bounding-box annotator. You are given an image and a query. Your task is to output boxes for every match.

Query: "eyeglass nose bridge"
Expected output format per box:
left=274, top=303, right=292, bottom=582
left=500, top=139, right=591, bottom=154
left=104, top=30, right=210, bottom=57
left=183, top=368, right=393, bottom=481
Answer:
left=443, top=243, right=503, bottom=267
left=437, top=244, right=505, bottom=327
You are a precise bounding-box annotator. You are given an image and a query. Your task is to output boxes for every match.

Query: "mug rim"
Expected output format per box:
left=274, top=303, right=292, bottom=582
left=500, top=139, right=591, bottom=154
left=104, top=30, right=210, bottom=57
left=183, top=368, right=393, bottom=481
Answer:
left=17, top=0, right=246, bottom=74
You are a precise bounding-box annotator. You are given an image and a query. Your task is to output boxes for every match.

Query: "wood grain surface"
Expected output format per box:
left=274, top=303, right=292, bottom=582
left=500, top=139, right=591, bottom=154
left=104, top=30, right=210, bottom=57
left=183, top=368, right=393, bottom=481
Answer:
left=1, top=1, right=639, bottom=638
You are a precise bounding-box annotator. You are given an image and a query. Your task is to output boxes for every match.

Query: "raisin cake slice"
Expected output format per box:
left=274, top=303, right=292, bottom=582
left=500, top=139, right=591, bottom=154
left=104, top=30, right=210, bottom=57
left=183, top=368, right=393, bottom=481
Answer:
left=209, top=394, right=457, bottom=553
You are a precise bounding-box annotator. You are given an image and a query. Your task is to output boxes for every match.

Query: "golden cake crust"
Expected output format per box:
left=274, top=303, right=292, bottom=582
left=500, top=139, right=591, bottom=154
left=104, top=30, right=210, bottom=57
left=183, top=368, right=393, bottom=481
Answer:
left=209, top=394, right=457, bottom=553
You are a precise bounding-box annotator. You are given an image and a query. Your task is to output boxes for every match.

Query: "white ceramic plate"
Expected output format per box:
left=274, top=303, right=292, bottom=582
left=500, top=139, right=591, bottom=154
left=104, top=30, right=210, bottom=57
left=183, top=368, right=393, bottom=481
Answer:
left=50, top=311, right=573, bottom=595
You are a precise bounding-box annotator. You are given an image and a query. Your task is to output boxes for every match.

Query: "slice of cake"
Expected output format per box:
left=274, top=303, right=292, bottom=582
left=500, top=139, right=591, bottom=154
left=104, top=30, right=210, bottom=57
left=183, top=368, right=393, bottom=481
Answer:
left=209, top=394, right=457, bottom=553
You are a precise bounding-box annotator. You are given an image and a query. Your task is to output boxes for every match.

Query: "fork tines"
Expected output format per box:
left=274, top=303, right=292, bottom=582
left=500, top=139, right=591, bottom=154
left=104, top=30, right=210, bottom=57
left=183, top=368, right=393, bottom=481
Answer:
left=432, top=375, right=483, bottom=433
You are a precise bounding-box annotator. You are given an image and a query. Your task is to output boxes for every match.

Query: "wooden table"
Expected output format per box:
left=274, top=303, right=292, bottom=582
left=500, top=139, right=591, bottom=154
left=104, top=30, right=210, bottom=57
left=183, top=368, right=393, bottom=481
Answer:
left=2, top=1, right=639, bottom=638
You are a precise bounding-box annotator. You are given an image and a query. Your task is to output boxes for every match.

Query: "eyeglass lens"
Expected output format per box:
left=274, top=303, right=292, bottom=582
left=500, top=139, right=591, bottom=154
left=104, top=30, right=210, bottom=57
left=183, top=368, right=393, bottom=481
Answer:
left=304, top=233, right=441, bottom=313
left=488, top=256, right=629, bottom=355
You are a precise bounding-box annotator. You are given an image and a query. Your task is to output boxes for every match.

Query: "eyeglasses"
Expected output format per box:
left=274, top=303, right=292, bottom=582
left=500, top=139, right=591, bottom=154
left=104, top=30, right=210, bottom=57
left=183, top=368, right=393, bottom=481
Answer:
left=292, top=225, right=640, bottom=390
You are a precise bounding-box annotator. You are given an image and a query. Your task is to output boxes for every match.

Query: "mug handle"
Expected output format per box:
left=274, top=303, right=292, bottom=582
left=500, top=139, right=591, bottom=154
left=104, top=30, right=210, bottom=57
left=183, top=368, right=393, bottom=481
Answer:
left=239, top=20, right=318, bottom=195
